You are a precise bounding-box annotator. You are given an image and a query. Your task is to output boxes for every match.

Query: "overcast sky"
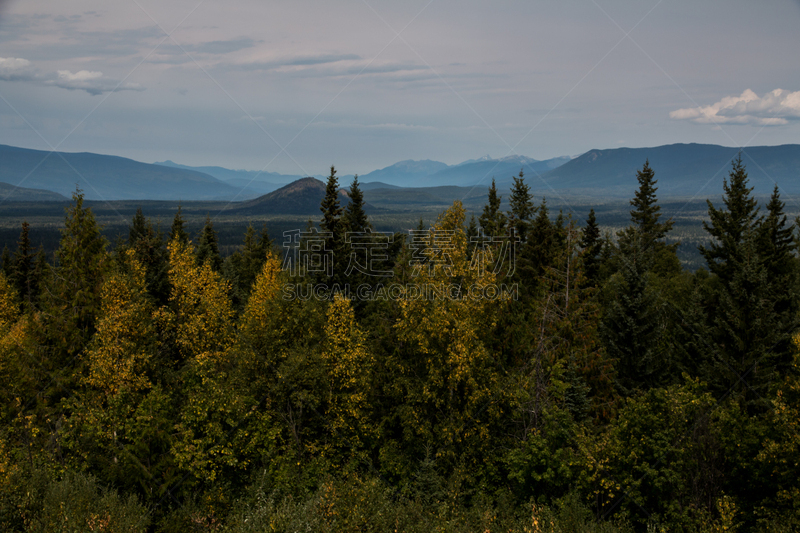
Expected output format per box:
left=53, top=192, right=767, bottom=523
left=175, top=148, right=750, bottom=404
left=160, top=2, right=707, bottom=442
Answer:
left=1, top=0, right=799, bottom=177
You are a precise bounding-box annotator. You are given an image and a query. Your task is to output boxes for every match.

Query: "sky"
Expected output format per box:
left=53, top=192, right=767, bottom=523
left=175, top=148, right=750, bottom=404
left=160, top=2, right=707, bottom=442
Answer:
left=0, top=0, right=799, bottom=177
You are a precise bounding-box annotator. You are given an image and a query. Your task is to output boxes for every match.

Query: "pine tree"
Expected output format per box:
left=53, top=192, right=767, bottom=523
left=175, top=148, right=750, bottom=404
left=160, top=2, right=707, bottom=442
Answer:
left=169, top=204, right=189, bottom=245
left=225, top=224, right=273, bottom=308
left=507, top=169, right=534, bottom=244
left=342, top=174, right=370, bottom=234
left=580, top=209, right=602, bottom=287
left=466, top=214, right=479, bottom=259
left=758, top=185, right=796, bottom=284
left=37, top=189, right=109, bottom=396
left=320, top=165, right=345, bottom=283
left=10, top=221, right=45, bottom=310
left=128, top=208, right=170, bottom=304
left=196, top=214, right=222, bottom=272
left=601, top=235, right=667, bottom=395
left=479, top=178, right=507, bottom=238
left=699, top=155, right=760, bottom=283
left=629, top=160, right=673, bottom=247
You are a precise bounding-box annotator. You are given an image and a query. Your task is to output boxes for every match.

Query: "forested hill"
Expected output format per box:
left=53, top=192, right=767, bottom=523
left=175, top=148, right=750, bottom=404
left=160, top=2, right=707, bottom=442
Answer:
left=535, top=143, right=800, bottom=196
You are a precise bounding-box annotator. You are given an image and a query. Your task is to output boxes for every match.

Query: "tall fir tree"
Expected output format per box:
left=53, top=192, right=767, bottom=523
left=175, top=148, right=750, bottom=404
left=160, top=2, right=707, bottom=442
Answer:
left=169, top=204, right=189, bottom=245
left=10, top=221, right=45, bottom=310
left=580, top=208, right=602, bottom=287
left=342, top=174, right=370, bottom=234
left=479, top=178, right=507, bottom=238
left=196, top=214, right=223, bottom=272
left=320, top=165, right=345, bottom=283
left=128, top=208, right=170, bottom=305
left=699, top=155, right=760, bottom=283
left=507, top=169, right=534, bottom=244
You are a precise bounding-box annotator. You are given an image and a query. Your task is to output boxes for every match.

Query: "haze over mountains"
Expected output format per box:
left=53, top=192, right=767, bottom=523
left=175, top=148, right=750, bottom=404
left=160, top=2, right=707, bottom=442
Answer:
left=1, top=143, right=798, bottom=205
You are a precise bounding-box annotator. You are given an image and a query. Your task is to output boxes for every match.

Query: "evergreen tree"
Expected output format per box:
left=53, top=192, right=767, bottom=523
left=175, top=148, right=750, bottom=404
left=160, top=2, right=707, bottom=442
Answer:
left=128, top=208, right=170, bottom=304
left=10, top=221, right=45, bottom=310
left=169, top=204, right=189, bottom=245
left=507, top=169, right=534, bottom=244
left=225, top=224, right=273, bottom=308
left=699, top=155, right=760, bottom=283
left=37, top=189, right=109, bottom=394
left=758, top=185, right=796, bottom=284
left=629, top=160, right=673, bottom=247
left=1, top=246, right=11, bottom=278
left=601, top=236, right=667, bottom=395
left=320, top=165, right=345, bottom=283
left=579, top=209, right=602, bottom=287
left=342, top=174, right=370, bottom=234
left=196, top=214, right=222, bottom=272
left=479, top=178, right=507, bottom=238
left=466, top=214, right=479, bottom=259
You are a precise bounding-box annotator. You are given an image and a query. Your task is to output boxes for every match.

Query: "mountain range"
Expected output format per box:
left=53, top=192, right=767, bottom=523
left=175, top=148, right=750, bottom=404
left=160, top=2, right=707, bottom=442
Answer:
left=1, top=143, right=798, bottom=204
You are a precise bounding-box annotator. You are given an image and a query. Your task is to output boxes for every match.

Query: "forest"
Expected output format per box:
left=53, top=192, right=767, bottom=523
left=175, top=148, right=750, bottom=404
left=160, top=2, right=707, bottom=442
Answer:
left=0, top=156, right=798, bottom=532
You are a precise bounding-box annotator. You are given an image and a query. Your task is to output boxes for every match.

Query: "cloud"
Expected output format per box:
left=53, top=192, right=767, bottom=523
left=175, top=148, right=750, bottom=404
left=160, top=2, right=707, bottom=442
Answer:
left=48, top=69, right=144, bottom=95
left=236, top=53, right=361, bottom=71
left=0, top=57, right=144, bottom=95
left=0, top=57, right=37, bottom=81
left=670, top=89, right=800, bottom=126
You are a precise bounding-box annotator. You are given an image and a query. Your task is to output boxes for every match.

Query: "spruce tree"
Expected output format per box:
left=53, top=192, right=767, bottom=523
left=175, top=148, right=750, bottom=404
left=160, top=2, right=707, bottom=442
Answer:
left=10, top=221, right=45, bottom=311
left=699, top=155, right=760, bottom=283
left=196, top=214, right=223, bottom=272
left=128, top=207, right=170, bottom=304
left=580, top=209, right=602, bottom=287
left=343, top=174, right=370, bottom=234
left=169, top=204, right=189, bottom=245
left=38, top=189, right=109, bottom=391
left=629, top=160, right=673, bottom=246
left=507, top=169, right=534, bottom=244
left=479, top=178, right=507, bottom=238
left=320, top=165, right=345, bottom=283
left=601, top=235, right=667, bottom=395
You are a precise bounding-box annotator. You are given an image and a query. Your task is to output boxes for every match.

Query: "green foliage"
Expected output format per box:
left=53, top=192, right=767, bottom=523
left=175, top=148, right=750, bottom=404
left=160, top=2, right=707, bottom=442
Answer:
left=479, top=178, right=507, bottom=238
left=2, top=171, right=800, bottom=532
left=196, top=214, right=223, bottom=272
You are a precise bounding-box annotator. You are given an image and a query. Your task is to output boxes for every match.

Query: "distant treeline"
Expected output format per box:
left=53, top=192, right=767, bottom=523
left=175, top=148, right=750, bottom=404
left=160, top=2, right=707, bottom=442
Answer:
left=0, top=159, right=798, bottom=532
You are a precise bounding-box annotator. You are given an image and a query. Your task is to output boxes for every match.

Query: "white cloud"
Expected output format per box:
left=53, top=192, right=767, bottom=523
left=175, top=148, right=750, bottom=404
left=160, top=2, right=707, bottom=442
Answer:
left=0, top=57, right=144, bottom=95
left=0, top=57, right=37, bottom=81
left=46, top=69, right=144, bottom=95
left=670, top=89, right=800, bottom=126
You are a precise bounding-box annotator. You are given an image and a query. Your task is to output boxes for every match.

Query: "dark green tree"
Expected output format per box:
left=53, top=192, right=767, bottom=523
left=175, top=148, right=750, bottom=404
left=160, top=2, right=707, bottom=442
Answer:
left=699, top=155, right=760, bottom=283
left=479, top=178, right=507, bottom=238
left=169, top=204, right=189, bottom=245
left=10, top=221, right=45, bottom=310
left=601, top=236, right=668, bottom=395
left=37, top=189, right=109, bottom=395
left=342, top=174, right=370, bottom=234
left=127, top=208, right=170, bottom=304
left=225, top=224, right=273, bottom=308
left=579, top=209, right=602, bottom=287
left=320, top=165, right=345, bottom=283
left=196, top=214, right=222, bottom=272
left=507, top=169, right=534, bottom=244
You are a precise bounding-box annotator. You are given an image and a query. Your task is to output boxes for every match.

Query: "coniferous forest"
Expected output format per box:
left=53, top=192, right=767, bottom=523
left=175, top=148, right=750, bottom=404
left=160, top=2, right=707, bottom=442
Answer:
left=2, top=157, right=800, bottom=532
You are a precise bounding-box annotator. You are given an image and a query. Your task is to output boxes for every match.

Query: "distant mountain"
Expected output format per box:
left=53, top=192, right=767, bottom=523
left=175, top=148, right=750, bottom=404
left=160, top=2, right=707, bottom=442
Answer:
left=358, top=155, right=571, bottom=187
left=426, top=155, right=571, bottom=187
left=155, top=160, right=302, bottom=189
left=359, top=181, right=400, bottom=191
left=360, top=160, right=449, bottom=186
left=0, top=181, right=68, bottom=202
left=0, top=144, right=250, bottom=201
left=233, top=177, right=372, bottom=215
left=537, top=143, right=800, bottom=197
